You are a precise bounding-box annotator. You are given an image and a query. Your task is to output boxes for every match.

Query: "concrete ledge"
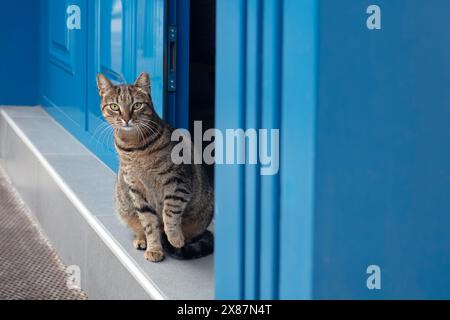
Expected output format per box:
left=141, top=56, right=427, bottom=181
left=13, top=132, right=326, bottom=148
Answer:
left=0, top=106, right=214, bottom=300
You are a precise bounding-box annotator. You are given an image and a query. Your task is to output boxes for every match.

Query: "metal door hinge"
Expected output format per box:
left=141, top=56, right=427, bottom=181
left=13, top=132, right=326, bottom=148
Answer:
left=167, top=25, right=177, bottom=92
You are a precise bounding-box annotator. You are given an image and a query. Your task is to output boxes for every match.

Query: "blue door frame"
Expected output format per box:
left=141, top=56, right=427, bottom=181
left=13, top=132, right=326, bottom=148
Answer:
left=215, top=0, right=317, bottom=300
left=215, top=0, right=450, bottom=300
left=166, top=0, right=190, bottom=130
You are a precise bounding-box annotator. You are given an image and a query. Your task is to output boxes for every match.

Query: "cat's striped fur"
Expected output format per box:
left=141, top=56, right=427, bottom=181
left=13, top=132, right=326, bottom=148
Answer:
left=97, top=72, right=214, bottom=262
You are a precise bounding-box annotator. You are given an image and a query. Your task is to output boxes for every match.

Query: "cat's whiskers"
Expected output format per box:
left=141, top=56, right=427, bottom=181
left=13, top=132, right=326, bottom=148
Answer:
left=106, top=127, right=117, bottom=150
left=90, top=122, right=107, bottom=138
left=102, top=127, right=115, bottom=151
left=147, top=119, right=161, bottom=131
left=139, top=122, right=160, bottom=142
left=90, top=122, right=109, bottom=143
left=136, top=125, right=145, bottom=143
left=140, top=120, right=160, bottom=136
left=92, top=122, right=114, bottom=151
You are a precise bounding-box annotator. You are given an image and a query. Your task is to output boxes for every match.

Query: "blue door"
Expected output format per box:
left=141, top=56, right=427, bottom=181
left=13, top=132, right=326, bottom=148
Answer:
left=42, top=0, right=166, bottom=171
left=86, top=0, right=166, bottom=170
left=42, top=0, right=87, bottom=130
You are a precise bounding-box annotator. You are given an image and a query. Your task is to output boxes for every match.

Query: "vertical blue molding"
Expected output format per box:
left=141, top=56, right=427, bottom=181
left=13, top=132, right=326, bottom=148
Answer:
left=244, top=0, right=262, bottom=300
left=40, top=0, right=49, bottom=106
left=216, top=0, right=315, bottom=300
left=175, top=0, right=190, bottom=129
left=259, top=0, right=282, bottom=300
left=279, top=0, right=318, bottom=299
left=166, top=0, right=176, bottom=126
left=166, top=0, right=190, bottom=129
left=216, top=0, right=290, bottom=300
left=119, top=0, right=136, bottom=82
left=84, top=0, right=91, bottom=132
left=215, top=0, right=246, bottom=299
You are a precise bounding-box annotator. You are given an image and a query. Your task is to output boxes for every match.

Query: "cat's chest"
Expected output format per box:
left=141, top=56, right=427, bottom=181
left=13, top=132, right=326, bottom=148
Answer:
left=122, top=169, right=161, bottom=204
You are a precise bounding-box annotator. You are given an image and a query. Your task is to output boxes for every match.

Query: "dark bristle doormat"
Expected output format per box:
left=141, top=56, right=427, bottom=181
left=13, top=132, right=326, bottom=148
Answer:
left=0, top=166, right=87, bottom=300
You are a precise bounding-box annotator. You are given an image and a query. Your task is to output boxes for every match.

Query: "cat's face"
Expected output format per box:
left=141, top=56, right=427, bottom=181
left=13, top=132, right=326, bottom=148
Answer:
left=96, top=72, right=156, bottom=133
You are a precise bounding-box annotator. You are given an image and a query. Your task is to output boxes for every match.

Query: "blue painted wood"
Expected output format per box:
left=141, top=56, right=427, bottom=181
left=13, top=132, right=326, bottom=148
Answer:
left=215, top=0, right=296, bottom=300
left=279, top=0, right=317, bottom=299
left=40, top=0, right=166, bottom=171
left=86, top=0, right=166, bottom=170
left=142, top=0, right=166, bottom=117
left=166, top=0, right=190, bottom=129
left=259, top=0, right=282, bottom=300
left=216, top=0, right=450, bottom=300
left=11, top=0, right=450, bottom=300
left=175, top=0, right=190, bottom=130
left=215, top=0, right=246, bottom=299
left=42, top=0, right=87, bottom=130
left=216, top=0, right=284, bottom=300
left=243, top=0, right=262, bottom=300
left=0, top=0, right=40, bottom=105
left=313, top=0, right=450, bottom=299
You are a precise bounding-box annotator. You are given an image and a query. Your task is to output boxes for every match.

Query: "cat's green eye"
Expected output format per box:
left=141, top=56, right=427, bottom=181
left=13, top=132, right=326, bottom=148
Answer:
left=109, top=104, right=120, bottom=111
left=132, top=103, right=144, bottom=111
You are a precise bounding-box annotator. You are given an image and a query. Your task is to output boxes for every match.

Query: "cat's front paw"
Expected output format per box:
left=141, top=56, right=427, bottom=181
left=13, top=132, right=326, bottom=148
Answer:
left=145, top=249, right=165, bottom=262
left=167, top=232, right=185, bottom=248
left=133, top=239, right=147, bottom=250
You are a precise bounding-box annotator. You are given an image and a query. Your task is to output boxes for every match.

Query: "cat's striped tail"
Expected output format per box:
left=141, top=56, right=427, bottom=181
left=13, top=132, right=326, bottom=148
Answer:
left=161, top=230, right=214, bottom=260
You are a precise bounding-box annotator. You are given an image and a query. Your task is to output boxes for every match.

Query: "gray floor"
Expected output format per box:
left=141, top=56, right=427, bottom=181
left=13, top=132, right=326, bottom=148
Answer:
left=0, top=166, right=87, bottom=300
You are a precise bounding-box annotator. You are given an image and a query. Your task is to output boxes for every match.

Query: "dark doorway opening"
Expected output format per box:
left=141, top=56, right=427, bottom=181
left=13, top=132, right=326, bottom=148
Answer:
left=188, top=0, right=216, bottom=184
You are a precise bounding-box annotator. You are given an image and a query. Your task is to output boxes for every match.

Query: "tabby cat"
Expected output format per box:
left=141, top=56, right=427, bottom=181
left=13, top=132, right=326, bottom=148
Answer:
left=97, top=72, right=214, bottom=262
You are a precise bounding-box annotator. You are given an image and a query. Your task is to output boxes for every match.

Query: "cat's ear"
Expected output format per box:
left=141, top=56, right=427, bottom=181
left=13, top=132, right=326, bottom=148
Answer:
left=96, top=73, right=114, bottom=97
left=134, top=72, right=151, bottom=95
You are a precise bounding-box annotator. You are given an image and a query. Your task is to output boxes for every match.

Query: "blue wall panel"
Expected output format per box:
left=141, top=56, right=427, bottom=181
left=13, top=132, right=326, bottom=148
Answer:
left=313, top=0, right=450, bottom=299
left=0, top=0, right=40, bottom=105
